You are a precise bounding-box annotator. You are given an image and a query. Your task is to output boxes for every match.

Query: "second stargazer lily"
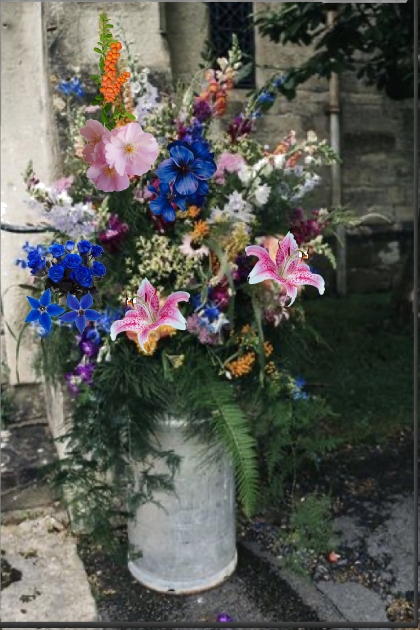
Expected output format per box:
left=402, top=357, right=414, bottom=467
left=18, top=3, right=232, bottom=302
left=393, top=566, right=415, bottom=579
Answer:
left=245, top=232, right=325, bottom=306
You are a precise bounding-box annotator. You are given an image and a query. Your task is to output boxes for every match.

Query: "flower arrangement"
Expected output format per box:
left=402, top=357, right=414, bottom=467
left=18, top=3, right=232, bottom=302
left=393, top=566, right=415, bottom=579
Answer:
left=16, top=16, right=352, bottom=525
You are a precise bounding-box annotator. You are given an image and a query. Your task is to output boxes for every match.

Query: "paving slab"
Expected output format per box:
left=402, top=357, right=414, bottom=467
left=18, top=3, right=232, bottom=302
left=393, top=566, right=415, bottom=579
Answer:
left=1, top=510, right=97, bottom=623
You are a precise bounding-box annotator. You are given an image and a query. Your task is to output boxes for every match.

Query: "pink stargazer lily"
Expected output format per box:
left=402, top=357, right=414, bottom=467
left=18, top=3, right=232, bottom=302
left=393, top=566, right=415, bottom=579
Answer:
left=110, top=278, right=190, bottom=353
left=245, top=232, right=325, bottom=306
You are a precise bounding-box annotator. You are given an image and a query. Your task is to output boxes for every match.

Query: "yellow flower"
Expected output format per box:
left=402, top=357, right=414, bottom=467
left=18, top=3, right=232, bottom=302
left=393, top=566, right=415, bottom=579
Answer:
left=226, top=351, right=256, bottom=378
left=264, top=342, right=274, bottom=357
left=191, top=220, right=210, bottom=242
left=225, top=222, right=251, bottom=262
left=265, top=361, right=277, bottom=375
left=187, top=205, right=201, bottom=219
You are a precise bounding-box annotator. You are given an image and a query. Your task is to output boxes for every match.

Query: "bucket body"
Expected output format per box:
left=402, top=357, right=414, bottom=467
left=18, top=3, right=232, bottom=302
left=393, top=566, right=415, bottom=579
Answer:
left=127, top=416, right=237, bottom=594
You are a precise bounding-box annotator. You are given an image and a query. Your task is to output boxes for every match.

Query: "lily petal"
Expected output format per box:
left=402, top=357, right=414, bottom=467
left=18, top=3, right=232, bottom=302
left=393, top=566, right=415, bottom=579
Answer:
left=110, top=315, right=148, bottom=341
left=158, top=291, right=190, bottom=330
left=287, top=269, right=325, bottom=295
left=276, top=232, right=299, bottom=268
left=67, top=293, right=80, bottom=311
left=137, top=278, right=160, bottom=315
left=25, top=309, right=40, bottom=323
left=137, top=322, right=161, bottom=353
left=46, top=304, right=66, bottom=317
left=80, top=293, right=93, bottom=310
left=26, top=296, right=41, bottom=309
left=245, top=245, right=277, bottom=284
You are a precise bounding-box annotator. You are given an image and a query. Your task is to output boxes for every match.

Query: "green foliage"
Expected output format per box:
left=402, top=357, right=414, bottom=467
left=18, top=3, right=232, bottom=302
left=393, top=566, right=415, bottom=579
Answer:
left=254, top=1, right=415, bottom=101
left=283, top=492, right=337, bottom=575
left=252, top=394, right=341, bottom=506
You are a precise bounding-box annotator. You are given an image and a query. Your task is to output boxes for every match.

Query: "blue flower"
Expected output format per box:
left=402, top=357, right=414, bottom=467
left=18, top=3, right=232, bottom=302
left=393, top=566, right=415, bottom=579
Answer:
left=48, top=243, right=66, bottom=259
left=30, top=322, right=49, bottom=338
left=149, top=183, right=187, bottom=222
left=15, top=258, right=28, bottom=269
left=70, top=266, right=93, bottom=288
left=257, top=91, right=275, bottom=104
left=27, top=251, right=46, bottom=273
left=203, top=304, right=220, bottom=323
left=58, top=293, right=101, bottom=334
left=90, top=245, right=104, bottom=258
left=96, top=305, right=125, bottom=334
left=24, top=289, right=66, bottom=333
left=77, top=240, right=92, bottom=255
left=65, top=240, right=75, bottom=252
left=63, top=253, right=82, bottom=269
left=155, top=140, right=217, bottom=197
left=273, top=74, right=287, bottom=88
left=85, top=328, right=101, bottom=344
left=91, top=261, right=106, bottom=277
left=57, top=77, right=85, bottom=98
left=295, top=376, right=306, bottom=389
left=48, top=264, right=65, bottom=283
left=292, top=391, right=309, bottom=401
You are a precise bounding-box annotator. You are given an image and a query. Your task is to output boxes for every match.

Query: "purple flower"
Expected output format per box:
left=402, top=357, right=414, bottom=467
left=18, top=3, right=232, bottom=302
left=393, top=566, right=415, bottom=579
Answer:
left=79, top=339, right=99, bottom=357
left=193, top=98, right=212, bottom=122
left=217, top=613, right=234, bottom=623
left=74, top=362, right=96, bottom=383
left=58, top=293, right=101, bottom=334
left=24, top=289, right=66, bottom=333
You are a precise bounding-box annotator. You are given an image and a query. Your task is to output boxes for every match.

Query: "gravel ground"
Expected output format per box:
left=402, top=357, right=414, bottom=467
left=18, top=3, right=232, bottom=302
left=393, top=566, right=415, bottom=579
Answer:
left=78, top=537, right=322, bottom=627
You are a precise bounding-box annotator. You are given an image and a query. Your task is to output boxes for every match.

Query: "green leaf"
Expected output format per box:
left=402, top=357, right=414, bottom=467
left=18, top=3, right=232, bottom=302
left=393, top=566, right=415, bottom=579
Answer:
left=94, top=47, right=102, bottom=54
left=100, top=109, right=109, bottom=125
left=125, top=113, right=136, bottom=121
left=205, top=238, right=236, bottom=325
left=90, top=75, right=101, bottom=80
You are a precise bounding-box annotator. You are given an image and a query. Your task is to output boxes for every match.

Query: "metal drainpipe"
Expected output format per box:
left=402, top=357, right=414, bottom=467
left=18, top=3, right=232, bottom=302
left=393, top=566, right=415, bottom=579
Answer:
left=327, top=10, right=347, bottom=297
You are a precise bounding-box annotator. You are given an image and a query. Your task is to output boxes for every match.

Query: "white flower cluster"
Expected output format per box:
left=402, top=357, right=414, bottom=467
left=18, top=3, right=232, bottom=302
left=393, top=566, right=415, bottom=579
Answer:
left=132, top=68, right=160, bottom=125
left=25, top=183, right=97, bottom=239
left=127, top=234, right=197, bottom=294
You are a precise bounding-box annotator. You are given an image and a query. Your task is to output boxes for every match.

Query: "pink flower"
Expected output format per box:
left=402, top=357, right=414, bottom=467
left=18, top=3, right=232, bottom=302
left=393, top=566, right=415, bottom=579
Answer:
left=79, top=120, right=110, bottom=164
left=214, top=152, right=246, bottom=185
left=85, top=105, right=102, bottom=114
left=86, top=139, right=130, bottom=192
left=245, top=232, right=325, bottom=306
left=110, top=278, right=190, bottom=353
left=104, top=122, right=159, bottom=177
left=51, top=175, right=74, bottom=194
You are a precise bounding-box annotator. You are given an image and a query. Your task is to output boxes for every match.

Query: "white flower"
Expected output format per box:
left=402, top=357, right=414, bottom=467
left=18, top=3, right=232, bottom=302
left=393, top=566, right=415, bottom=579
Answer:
left=304, top=155, right=315, bottom=165
left=253, top=158, right=273, bottom=177
left=208, top=313, right=230, bottom=334
left=131, top=81, right=141, bottom=94
left=273, top=154, right=286, bottom=169
left=208, top=207, right=226, bottom=223
left=238, top=165, right=253, bottom=185
left=179, top=235, right=209, bottom=259
left=225, top=191, right=254, bottom=224
left=217, top=57, right=229, bottom=71
left=253, top=184, right=271, bottom=207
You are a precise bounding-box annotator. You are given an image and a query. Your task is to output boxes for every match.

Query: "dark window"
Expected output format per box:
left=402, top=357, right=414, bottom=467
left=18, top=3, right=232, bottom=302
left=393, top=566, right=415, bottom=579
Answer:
left=208, top=2, right=255, bottom=89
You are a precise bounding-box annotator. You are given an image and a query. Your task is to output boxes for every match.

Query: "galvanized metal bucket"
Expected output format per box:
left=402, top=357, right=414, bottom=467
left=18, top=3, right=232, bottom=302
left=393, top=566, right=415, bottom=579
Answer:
left=127, top=415, right=237, bottom=594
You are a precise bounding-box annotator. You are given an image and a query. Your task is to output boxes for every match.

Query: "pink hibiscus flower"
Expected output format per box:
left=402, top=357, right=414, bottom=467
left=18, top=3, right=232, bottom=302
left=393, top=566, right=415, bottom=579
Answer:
left=104, top=122, right=159, bottom=177
left=110, top=278, right=190, bottom=353
left=79, top=120, right=110, bottom=164
left=86, top=139, right=130, bottom=193
left=245, top=231, right=325, bottom=306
